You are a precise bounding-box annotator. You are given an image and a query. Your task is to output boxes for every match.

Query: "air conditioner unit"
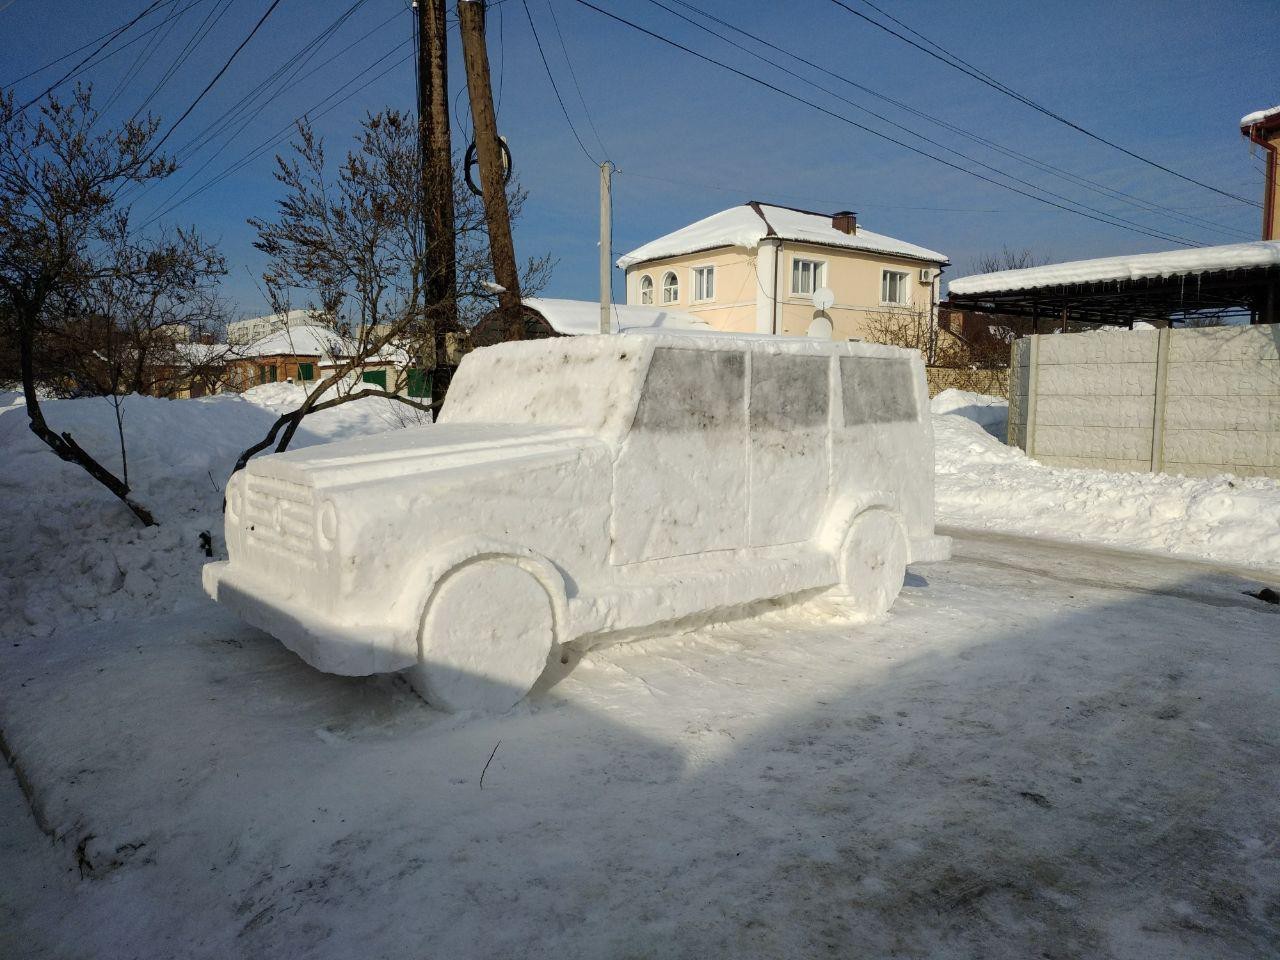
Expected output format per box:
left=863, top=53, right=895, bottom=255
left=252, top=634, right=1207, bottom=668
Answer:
left=918, top=267, right=934, bottom=284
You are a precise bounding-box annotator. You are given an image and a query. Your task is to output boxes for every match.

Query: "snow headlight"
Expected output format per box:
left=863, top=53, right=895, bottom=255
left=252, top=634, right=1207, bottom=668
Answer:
left=317, top=500, right=338, bottom=550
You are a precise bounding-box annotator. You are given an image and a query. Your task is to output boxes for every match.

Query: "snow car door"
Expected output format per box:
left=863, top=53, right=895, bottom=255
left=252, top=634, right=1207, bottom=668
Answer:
left=610, top=344, right=749, bottom=564
left=748, top=347, right=831, bottom=546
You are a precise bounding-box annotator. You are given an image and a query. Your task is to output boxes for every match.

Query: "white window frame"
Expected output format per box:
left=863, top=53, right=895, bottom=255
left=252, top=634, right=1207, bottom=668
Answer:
left=661, top=271, right=679, bottom=304
left=639, top=274, right=654, bottom=305
left=691, top=264, right=716, bottom=303
left=790, top=256, right=827, bottom=297
left=881, top=269, right=911, bottom=306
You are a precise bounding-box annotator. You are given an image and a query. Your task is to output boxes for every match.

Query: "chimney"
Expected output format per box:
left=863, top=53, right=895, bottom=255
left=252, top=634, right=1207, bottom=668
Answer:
left=832, top=210, right=857, bottom=234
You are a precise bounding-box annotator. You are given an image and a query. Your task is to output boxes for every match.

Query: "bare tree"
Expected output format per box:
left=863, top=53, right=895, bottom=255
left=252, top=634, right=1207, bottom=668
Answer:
left=971, top=245, right=1048, bottom=275
left=235, top=110, right=551, bottom=473
left=0, top=86, right=208, bottom=526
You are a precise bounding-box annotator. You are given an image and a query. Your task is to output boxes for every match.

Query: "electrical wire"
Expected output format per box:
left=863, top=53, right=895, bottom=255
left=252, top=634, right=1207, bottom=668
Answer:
left=140, top=38, right=412, bottom=227
left=826, top=0, right=1260, bottom=208
left=545, top=0, right=608, bottom=159
left=133, top=0, right=286, bottom=169
left=128, top=0, right=238, bottom=124
left=643, top=0, right=1231, bottom=246
left=663, top=0, right=1250, bottom=242
left=14, top=0, right=174, bottom=112
left=569, top=0, right=1198, bottom=247
left=521, top=0, right=597, bottom=163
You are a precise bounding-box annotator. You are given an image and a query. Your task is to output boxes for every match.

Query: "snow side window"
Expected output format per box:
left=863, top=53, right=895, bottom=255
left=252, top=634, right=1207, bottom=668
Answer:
left=839, top=357, right=918, bottom=425
left=639, top=274, right=654, bottom=305
left=881, top=270, right=910, bottom=306
left=693, top=265, right=715, bottom=302
left=662, top=271, right=679, bottom=304
left=791, top=258, right=825, bottom=296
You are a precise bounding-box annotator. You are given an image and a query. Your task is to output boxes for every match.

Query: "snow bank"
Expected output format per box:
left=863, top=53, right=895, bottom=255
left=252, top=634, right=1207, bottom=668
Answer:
left=933, top=403, right=1280, bottom=572
left=930, top=388, right=1009, bottom=443
left=0, top=390, right=411, bottom=642
left=241, top=381, right=428, bottom=441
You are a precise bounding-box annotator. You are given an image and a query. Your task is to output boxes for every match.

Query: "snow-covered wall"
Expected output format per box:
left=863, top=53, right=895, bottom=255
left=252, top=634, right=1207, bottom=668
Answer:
left=1009, top=324, right=1280, bottom=478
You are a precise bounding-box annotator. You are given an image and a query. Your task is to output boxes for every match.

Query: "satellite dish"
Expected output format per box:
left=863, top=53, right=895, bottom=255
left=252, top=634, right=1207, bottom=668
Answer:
left=812, top=286, right=835, bottom=312
left=806, top=316, right=833, bottom=339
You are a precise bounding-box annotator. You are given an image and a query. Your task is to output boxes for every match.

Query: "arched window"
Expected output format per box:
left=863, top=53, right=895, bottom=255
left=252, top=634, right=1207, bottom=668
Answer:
left=662, top=271, right=679, bottom=304
left=639, top=274, right=654, bottom=305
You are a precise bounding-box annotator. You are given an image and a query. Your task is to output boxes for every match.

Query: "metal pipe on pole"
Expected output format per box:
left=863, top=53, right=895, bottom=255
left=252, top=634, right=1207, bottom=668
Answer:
left=599, top=160, right=612, bottom=334
left=457, top=0, right=524, bottom=340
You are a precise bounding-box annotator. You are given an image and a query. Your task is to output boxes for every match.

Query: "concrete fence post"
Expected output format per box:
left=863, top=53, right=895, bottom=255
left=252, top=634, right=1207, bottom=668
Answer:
left=1150, top=327, right=1171, bottom=473
left=1026, top=334, right=1040, bottom=458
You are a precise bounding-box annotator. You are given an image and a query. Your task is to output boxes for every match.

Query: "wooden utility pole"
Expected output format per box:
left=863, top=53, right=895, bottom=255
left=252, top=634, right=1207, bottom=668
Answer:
left=599, top=160, right=613, bottom=334
left=414, top=0, right=456, bottom=398
left=457, top=0, right=523, bottom=339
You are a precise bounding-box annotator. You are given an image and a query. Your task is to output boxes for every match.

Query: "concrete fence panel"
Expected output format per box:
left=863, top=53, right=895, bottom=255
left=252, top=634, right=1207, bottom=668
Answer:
left=1007, top=323, right=1280, bottom=479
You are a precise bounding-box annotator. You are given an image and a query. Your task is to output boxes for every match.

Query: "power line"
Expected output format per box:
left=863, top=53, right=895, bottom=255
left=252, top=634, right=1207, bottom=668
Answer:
left=521, top=0, right=597, bottom=163
left=545, top=0, right=608, bottom=159
left=140, top=38, right=412, bottom=227
left=617, top=168, right=1007, bottom=214
left=826, top=0, right=1260, bottom=208
left=642, top=0, right=1213, bottom=246
left=128, top=0, right=238, bottom=124
left=14, top=0, right=174, bottom=112
left=122, top=0, right=392, bottom=210
left=137, top=0, right=286, bottom=166
left=662, top=0, right=1250, bottom=242
left=569, top=0, right=1198, bottom=247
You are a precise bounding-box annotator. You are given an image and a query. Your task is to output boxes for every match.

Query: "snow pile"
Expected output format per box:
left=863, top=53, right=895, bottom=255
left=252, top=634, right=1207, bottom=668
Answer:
left=241, top=381, right=428, bottom=440
left=932, top=397, right=1280, bottom=571
left=0, top=390, right=411, bottom=642
left=930, top=388, right=1009, bottom=443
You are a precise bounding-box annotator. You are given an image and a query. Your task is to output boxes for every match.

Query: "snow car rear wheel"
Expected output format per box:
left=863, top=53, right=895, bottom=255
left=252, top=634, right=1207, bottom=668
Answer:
left=406, top=559, right=554, bottom=713
left=832, top=509, right=909, bottom=617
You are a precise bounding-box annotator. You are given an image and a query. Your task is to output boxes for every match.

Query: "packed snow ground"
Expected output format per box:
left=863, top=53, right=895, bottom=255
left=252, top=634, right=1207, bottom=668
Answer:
left=2, top=384, right=1279, bottom=958
left=931, top=389, right=1280, bottom=573
left=2, top=533, right=1278, bottom=959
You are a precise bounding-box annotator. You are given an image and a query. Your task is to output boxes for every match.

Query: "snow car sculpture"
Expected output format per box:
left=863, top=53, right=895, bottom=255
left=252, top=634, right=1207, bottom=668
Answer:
left=203, top=332, right=950, bottom=712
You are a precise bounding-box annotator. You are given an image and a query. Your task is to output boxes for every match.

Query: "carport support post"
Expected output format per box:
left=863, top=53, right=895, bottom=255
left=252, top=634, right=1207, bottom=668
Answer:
left=600, top=160, right=613, bottom=334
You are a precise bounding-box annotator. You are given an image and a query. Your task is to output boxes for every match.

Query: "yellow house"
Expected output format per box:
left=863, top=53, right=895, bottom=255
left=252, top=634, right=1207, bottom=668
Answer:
left=1241, top=105, right=1280, bottom=240
left=616, top=202, right=949, bottom=342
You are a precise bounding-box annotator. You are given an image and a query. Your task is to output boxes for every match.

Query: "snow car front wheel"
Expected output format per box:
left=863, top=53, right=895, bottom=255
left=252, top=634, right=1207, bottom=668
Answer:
left=831, top=509, right=909, bottom=617
left=406, top=559, right=555, bottom=713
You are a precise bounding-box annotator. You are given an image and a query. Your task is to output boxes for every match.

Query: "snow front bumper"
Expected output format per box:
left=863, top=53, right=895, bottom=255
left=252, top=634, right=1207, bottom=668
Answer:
left=202, top=561, right=415, bottom=676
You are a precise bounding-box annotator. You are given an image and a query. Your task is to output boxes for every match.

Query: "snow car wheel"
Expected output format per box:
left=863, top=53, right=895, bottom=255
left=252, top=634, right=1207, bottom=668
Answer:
left=406, top=559, right=555, bottom=713
left=832, top=509, right=909, bottom=617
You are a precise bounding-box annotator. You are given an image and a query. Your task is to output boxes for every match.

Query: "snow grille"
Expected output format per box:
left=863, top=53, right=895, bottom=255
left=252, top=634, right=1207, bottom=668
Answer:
left=245, top=475, right=317, bottom=569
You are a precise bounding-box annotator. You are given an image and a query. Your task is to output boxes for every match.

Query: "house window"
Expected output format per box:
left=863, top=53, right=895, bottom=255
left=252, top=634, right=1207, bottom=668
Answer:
left=258, top=364, right=277, bottom=384
left=662, top=271, right=679, bottom=304
left=297, top=362, right=314, bottom=381
left=362, top=369, right=387, bottom=390
left=692, top=265, right=715, bottom=302
left=881, top=270, right=910, bottom=306
left=639, top=275, right=654, bottom=305
left=791, top=258, right=825, bottom=296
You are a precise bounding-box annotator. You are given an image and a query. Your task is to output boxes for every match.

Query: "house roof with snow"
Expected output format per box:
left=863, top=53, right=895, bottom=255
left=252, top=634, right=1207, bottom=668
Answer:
left=230, top=324, right=344, bottom=360
left=949, top=240, right=1280, bottom=296
left=1241, top=105, right=1280, bottom=130
left=615, top=203, right=948, bottom=270
left=523, top=297, right=714, bottom=335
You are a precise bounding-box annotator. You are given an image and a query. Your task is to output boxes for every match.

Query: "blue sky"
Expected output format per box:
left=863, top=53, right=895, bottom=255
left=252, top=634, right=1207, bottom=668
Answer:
left=2, top=0, right=1274, bottom=318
